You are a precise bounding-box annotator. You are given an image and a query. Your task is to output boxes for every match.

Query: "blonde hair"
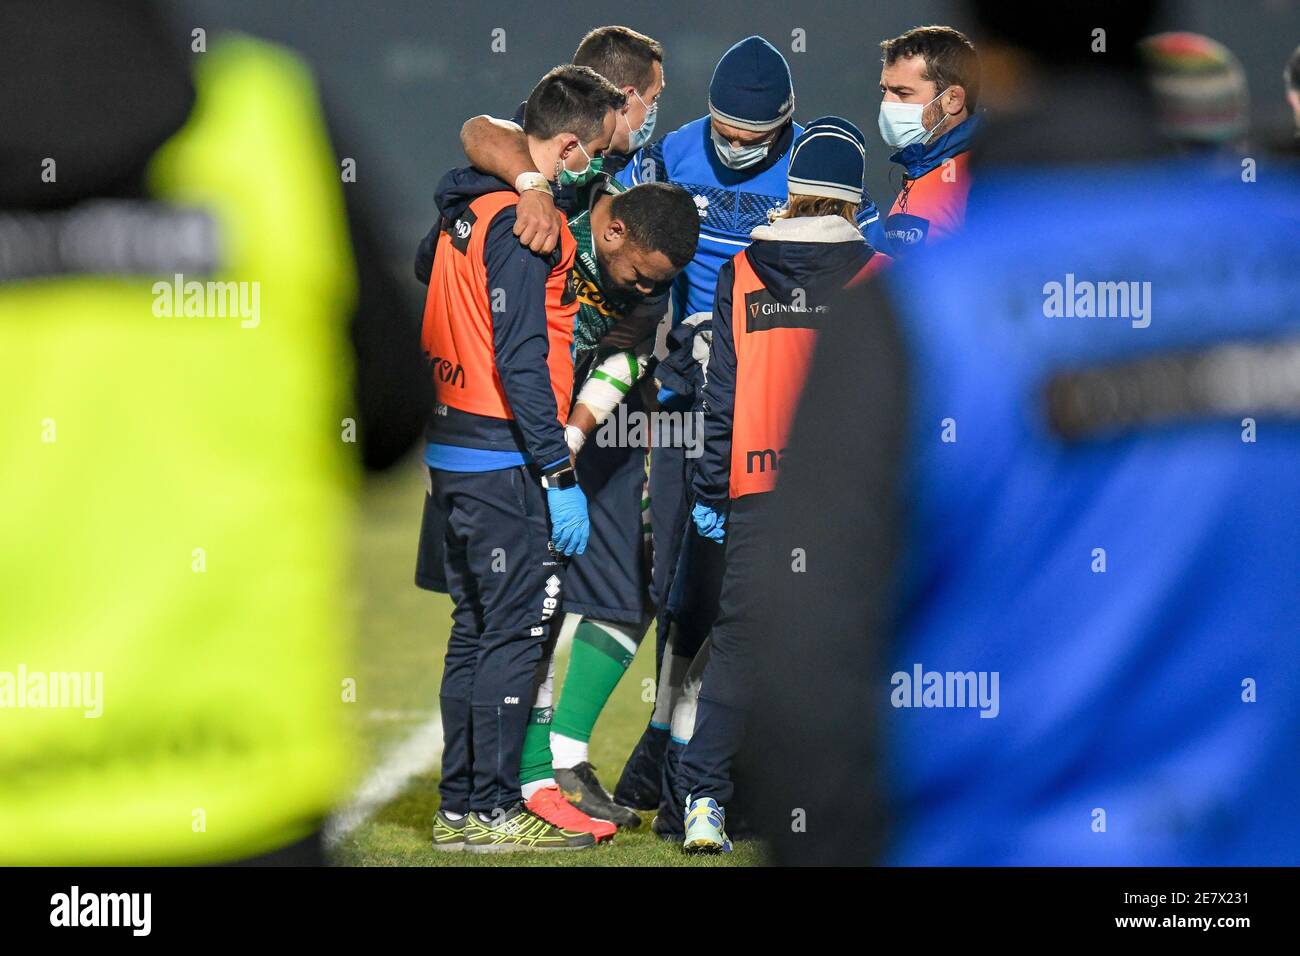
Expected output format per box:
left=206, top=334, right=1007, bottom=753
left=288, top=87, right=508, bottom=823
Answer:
left=769, top=194, right=858, bottom=224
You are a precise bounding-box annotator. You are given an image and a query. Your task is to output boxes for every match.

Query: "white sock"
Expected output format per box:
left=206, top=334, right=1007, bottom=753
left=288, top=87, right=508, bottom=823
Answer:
left=550, top=732, right=588, bottom=770
left=671, top=637, right=711, bottom=742
left=521, top=778, right=555, bottom=801
left=441, top=810, right=464, bottom=821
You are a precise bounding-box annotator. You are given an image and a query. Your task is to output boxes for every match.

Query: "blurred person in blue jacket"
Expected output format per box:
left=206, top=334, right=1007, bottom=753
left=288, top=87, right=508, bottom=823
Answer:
left=745, top=0, right=1300, bottom=865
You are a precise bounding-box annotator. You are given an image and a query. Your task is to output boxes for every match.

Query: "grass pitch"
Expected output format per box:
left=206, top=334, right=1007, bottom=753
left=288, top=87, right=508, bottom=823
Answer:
left=329, top=458, right=762, bottom=866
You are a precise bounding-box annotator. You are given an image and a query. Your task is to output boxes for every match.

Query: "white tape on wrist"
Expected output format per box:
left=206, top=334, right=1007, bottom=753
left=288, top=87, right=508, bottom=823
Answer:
left=565, top=424, right=587, bottom=455
left=515, top=171, right=553, bottom=196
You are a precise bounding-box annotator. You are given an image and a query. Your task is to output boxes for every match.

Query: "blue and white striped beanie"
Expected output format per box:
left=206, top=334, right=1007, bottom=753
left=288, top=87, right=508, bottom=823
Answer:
left=786, top=115, right=866, bottom=205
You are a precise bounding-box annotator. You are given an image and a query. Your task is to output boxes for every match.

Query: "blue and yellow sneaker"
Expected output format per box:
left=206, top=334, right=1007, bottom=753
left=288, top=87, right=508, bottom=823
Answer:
left=682, top=795, right=732, bottom=854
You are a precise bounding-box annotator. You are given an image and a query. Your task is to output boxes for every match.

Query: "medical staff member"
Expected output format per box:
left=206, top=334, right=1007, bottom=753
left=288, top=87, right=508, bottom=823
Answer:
left=867, top=25, right=981, bottom=265
left=679, top=118, right=874, bottom=853
left=422, top=65, right=625, bottom=853
left=422, top=180, right=696, bottom=843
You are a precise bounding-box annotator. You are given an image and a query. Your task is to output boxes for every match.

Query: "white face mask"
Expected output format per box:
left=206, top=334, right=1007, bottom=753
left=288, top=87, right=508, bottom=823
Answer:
left=877, top=87, right=949, bottom=150
left=710, top=126, right=771, bottom=170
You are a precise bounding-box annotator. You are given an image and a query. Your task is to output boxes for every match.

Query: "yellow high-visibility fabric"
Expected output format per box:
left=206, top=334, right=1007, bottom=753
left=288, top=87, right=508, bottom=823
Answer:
left=0, top=36, right=359, bottom=863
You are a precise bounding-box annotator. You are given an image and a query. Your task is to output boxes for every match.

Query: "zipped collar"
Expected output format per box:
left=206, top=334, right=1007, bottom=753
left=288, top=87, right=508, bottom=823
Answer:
left=891, top=112, right=982, bottom=180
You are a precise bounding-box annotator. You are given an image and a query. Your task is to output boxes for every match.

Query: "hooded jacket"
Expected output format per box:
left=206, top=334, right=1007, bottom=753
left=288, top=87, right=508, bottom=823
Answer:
left=693, top=214, right=872, bottom=502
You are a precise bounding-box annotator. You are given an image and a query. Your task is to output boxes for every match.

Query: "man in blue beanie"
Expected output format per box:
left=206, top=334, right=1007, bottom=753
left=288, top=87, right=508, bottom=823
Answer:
left=619, top=35, right=879, bottom=319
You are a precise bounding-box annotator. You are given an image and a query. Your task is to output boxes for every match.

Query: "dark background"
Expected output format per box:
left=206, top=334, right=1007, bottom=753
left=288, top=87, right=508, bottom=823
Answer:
left=177, top=0, right=1300, bottom=267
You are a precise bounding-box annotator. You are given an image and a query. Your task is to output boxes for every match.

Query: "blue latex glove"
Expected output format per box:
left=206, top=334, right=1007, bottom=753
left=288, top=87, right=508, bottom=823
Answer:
left=692, top=500, right=726, bottom=542
left=547, top=485, right=590, bottom=556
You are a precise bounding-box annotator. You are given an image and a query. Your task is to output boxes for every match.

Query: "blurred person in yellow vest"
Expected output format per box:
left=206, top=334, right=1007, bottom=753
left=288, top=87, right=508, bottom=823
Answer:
left=0, top=0, right=429, bottom=864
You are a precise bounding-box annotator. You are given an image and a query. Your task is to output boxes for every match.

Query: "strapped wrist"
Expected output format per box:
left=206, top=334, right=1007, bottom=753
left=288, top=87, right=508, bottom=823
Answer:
left=515, top=171, right=553, bottom=197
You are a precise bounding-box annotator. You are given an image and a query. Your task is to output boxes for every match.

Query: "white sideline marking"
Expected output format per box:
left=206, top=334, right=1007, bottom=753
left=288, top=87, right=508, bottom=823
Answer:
left=324, top=712, right=445, bottom=846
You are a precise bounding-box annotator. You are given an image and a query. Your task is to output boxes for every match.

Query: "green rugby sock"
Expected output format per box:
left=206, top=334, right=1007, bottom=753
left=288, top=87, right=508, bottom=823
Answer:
left=552, top=619, right=641, bottom=756
left=519, top=706, right=554, bottom=790
left=520, top=637, right=557, bottom=795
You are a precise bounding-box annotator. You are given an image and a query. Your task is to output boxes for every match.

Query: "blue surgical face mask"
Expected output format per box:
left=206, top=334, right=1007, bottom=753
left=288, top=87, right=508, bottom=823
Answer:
left=710, top=126, right=771, bottom=170
left=877, top=87, right=950, bottom=150
left=559, top=142, right=602, bottom=187
left=626, top=90, right=658, bottom=152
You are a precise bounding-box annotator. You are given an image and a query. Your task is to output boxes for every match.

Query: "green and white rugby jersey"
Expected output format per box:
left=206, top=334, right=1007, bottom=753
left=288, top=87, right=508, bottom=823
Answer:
left=567, top=174, right=635, bottom=355
left=566, top=174, right=671, bottom=359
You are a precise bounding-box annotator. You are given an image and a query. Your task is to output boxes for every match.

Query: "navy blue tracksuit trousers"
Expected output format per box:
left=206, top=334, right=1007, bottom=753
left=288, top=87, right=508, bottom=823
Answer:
left=676, top=492, right=771, bottom=807
left=433, top=465, right=562, bottom=814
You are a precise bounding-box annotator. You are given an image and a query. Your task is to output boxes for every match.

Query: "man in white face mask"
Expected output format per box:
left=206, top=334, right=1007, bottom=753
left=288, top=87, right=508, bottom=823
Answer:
left=863, top=25, right=981, bottom=269
left=703, top=35, right=794, bottom=175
